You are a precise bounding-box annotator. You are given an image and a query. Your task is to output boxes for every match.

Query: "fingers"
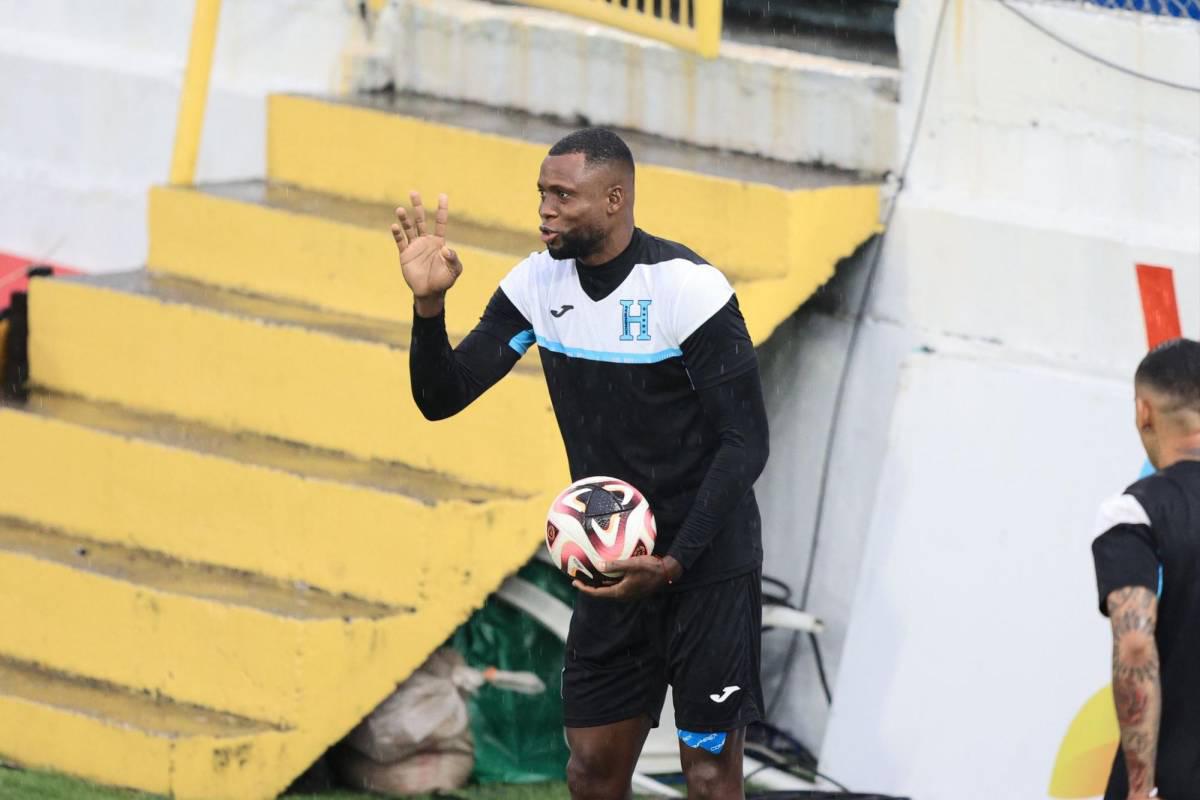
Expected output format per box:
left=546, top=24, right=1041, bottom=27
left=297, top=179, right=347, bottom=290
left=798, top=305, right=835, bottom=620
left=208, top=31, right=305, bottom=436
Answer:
left=441, top=246, right=463, bottom=278
left=396, top=205, right=417, bottom=244
left=398, top=211, right=412, bottom=251
left=598, top=556, right=654, bottom=573
left=410, top=191, right=427, bottom=236
left=434, top=193, right=449, bottom=238
left=572, top=580, right=619, bottom=598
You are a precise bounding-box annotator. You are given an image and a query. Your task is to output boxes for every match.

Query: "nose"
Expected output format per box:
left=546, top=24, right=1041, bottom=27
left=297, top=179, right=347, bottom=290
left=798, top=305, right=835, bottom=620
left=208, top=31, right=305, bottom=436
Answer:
left=539, top=196, right=556, bottom=221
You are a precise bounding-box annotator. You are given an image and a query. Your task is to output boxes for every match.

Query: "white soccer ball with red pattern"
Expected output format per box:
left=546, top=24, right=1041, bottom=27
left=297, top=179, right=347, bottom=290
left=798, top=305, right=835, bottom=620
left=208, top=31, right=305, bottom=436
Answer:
left=545, top=476, right=657, bottom=587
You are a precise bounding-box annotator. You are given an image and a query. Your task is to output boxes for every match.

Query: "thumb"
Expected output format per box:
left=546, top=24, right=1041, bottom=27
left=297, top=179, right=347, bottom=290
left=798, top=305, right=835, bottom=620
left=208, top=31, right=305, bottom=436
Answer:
left=441, top=247, right=463, bottom=274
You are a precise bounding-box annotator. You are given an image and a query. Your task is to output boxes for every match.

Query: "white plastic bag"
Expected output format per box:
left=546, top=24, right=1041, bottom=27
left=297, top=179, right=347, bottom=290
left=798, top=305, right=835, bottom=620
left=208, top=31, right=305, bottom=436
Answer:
left=344, top=648, right=472, bottom=763
left=336, top=647, right=546, bottom=796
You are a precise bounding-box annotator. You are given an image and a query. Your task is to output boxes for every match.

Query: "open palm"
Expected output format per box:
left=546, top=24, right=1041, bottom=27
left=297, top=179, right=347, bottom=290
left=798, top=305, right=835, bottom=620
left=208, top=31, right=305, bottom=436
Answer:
left=391, top=192, right=462, bottom=299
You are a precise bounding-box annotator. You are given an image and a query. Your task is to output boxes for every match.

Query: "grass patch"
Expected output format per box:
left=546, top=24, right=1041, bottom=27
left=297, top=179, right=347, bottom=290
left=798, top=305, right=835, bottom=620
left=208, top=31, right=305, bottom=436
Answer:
left=0, top=765, right=577, bottom=800
left=289, top=783, right=575, bottom=799
left=0, top=766, right=158, bottom=800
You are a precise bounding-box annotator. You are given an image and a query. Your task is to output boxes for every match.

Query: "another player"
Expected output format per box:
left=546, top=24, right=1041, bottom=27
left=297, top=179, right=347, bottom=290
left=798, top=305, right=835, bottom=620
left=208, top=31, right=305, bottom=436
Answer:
left=1092, top=337, right=1200, bottom=800
left=394, top=128, right=769, bottom=799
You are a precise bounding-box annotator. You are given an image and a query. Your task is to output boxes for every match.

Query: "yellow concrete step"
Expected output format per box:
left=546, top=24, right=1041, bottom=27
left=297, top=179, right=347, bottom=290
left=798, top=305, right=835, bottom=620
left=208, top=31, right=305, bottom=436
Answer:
left=27, top=271, right=564, bottom=494
left=0, top=516, right=403, bottom=725
left=149, top=181, right=541, bottom=330
left=0, top=391, right=552, bottom=610
left=0, top=391, right=560, bottom=798
left=147, top=180, right=878, bottom=348
left=0, top=656, right=288, bottom=800
left=267, top=92, right=881, bottom=285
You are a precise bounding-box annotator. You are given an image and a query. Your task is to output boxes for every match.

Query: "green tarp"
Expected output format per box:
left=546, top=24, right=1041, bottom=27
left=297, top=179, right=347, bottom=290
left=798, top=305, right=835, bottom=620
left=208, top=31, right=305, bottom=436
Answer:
left=452, top=560, right=576, bottom=783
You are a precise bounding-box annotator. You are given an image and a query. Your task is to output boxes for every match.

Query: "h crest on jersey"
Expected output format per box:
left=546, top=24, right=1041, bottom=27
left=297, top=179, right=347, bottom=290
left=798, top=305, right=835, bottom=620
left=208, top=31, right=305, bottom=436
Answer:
left=619, top=299, right=653, bottom=342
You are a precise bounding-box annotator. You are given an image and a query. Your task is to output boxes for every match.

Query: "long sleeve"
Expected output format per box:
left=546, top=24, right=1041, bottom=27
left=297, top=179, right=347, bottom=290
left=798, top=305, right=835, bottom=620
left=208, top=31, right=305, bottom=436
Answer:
left=665, top=366, right=769, bottom=570
left=409, top=288, right=533, bottom=420
left=666, top=296, right=768, bottom=571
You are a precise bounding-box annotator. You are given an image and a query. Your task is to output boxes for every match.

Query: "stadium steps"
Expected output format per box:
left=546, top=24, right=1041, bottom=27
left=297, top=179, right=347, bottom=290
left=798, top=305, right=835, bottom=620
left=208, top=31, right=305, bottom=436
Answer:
left=266, top=92, right=880, bottom=311
left=0, top=391, right=547, bottom=610
left=0, top=392, right=552, bottom=798
left=0, top=514, right=402, bottom=724
left=27, top=271, right=561, bottom=493
left=0, top=656, right=289, bottom=799
left=1, top=89, right=880, bottom=797
left=148, top=180, right=542, bottom=338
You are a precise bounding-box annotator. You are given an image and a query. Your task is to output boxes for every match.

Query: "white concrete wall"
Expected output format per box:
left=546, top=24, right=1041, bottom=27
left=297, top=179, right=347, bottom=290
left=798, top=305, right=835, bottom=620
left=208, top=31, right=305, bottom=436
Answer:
left=804, top=0, right=1200, bottom=797
left=0, top=0, right=361, bottom=272
left=755, top=249, right=910, bottom=754
left=359, top=0, right=898, bottom=174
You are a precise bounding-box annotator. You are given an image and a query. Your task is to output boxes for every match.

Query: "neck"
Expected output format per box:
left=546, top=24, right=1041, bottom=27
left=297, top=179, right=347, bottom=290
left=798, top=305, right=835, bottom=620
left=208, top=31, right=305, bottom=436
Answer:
left=1158, top=432, right=1200, bottom=469
left=577, top=222, right=635, bottom=267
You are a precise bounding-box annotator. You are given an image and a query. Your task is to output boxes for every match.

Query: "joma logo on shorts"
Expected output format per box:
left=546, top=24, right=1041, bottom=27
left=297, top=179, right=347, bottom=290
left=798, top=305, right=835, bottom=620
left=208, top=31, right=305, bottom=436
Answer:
left=709, top=685, right=740, bottom=703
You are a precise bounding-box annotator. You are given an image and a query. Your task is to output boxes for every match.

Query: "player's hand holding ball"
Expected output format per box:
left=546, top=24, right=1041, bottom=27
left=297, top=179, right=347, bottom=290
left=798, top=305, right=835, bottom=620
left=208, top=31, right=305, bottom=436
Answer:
left=392, top=191, right=463, bottom=316
left=545, top=476, right=681, bottom=600
left=582, top=554, right=680, bottom=600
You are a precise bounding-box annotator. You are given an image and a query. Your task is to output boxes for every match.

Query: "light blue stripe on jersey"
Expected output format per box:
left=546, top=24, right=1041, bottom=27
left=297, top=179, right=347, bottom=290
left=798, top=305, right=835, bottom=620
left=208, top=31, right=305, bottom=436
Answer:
left=508, top=329, right=536, bottom=355
left=535, top=336, right=682, bottom=364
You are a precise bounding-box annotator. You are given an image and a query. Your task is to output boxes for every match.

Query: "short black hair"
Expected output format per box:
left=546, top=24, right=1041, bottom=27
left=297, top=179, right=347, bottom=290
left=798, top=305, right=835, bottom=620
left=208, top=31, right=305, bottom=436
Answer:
left=548, top=128, right=634, bottom=172
left=1136, top=338, right=1200, bottom=412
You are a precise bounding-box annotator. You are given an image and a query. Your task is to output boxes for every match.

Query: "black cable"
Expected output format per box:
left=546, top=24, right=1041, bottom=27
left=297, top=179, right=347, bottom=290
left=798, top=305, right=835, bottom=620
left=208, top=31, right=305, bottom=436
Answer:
left=745, top=722, right=857, bottom=793
left=813, top=769, right=854, bottom=793
left=761, top=574, right=793, bottom=605
left=798, top=0, right=952, bottom=613
left=743, top=759, right=774, bottom=783
left=810, top=632, right=832, bottom=706
left=993, top=0, right=1200, bottom=94
left=765, top=610, right=832, bottom=716
left=743, top=747, right=853, bottom=794
left=766, top=619, right=804, bottom=718
left=768, top=0, right=954, bottom=725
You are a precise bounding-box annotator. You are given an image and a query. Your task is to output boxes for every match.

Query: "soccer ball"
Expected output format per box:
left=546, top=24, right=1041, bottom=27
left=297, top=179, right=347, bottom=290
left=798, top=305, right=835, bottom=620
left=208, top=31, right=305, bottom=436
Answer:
left=545, top=476, right=657, bottom=587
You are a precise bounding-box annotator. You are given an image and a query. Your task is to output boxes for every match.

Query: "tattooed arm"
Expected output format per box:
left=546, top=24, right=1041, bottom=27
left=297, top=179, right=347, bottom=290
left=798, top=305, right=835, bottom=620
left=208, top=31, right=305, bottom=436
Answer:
left=1106, top=585, right=1161, bottom=799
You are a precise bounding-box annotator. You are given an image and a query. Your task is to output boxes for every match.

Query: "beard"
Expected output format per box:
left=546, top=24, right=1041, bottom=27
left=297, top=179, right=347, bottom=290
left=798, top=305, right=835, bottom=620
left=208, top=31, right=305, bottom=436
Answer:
left=547, top=224, right=607, bottom=262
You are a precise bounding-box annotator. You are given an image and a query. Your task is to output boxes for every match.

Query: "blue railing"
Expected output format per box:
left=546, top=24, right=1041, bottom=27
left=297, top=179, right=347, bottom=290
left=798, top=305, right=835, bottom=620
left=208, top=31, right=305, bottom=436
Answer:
left=1088, top=0, right=1200, bottom=19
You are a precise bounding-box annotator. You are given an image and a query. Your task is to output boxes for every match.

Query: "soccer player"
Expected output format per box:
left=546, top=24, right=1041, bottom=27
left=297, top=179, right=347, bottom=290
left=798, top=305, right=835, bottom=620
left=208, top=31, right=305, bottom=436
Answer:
left=394, top=128, right=769, bottom=799
left=1092, top=337, right=1200, bottom=800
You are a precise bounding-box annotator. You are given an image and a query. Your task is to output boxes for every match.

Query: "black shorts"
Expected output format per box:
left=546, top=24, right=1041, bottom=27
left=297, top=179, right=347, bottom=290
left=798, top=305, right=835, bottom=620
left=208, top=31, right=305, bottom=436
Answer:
left=562, top=568, right=763, bottom=733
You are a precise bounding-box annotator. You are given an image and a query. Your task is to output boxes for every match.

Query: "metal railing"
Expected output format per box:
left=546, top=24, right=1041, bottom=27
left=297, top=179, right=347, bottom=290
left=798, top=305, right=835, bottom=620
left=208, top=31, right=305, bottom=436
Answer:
left=725, top=0, right=898, bottom=37
left=1084, top=0, right=1200, bottom=18
left=170, top=0, right=222, bottom=185
left=518, top=0, right=723, bottom=58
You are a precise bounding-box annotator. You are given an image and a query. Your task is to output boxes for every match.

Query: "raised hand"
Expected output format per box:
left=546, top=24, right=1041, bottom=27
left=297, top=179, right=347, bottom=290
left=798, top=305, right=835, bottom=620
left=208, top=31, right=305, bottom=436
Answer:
left=391, top=191, right=463, bottom=315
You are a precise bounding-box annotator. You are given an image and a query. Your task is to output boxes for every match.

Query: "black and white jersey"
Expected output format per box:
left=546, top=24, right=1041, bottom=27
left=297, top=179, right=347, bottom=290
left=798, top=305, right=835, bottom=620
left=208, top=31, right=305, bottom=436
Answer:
left=1092, top=459, right=1200, bottom=799
left=412, top=228, right=767, bottom=587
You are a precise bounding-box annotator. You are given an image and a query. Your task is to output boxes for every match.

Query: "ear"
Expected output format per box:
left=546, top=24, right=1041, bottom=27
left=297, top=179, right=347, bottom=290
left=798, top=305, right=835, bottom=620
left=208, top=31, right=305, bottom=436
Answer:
left=607, top=184, right=624, bottom=214
left=1136, top=394, right=1154, bottom=433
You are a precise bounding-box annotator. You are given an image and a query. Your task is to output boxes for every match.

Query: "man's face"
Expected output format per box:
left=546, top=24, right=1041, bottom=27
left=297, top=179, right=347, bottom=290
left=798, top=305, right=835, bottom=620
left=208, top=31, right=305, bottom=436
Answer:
left=537, top=153, right=613, bottom=262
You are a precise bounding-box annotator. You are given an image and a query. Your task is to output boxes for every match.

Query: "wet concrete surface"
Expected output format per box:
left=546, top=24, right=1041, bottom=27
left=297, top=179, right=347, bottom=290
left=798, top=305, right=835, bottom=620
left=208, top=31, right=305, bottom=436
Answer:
left=0, top=516, right=405, bottom=620
left=330, top=91, right=876, bottom=188
left=0, top=655, right=281, bottom=736
left=7, top=390, right=518, bottom=504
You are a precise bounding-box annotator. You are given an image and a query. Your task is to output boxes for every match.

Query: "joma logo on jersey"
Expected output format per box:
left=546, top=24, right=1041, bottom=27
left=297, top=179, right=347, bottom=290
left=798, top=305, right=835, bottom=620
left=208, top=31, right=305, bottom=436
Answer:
left=619, top=300, right=652, bottom=342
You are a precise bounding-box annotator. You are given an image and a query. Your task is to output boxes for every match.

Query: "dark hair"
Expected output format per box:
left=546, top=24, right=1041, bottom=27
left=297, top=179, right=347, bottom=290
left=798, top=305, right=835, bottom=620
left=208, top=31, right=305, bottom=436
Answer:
left=1136, top=338, right=1200, bottom=412
left=548, top=128, right=634, bottom=172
